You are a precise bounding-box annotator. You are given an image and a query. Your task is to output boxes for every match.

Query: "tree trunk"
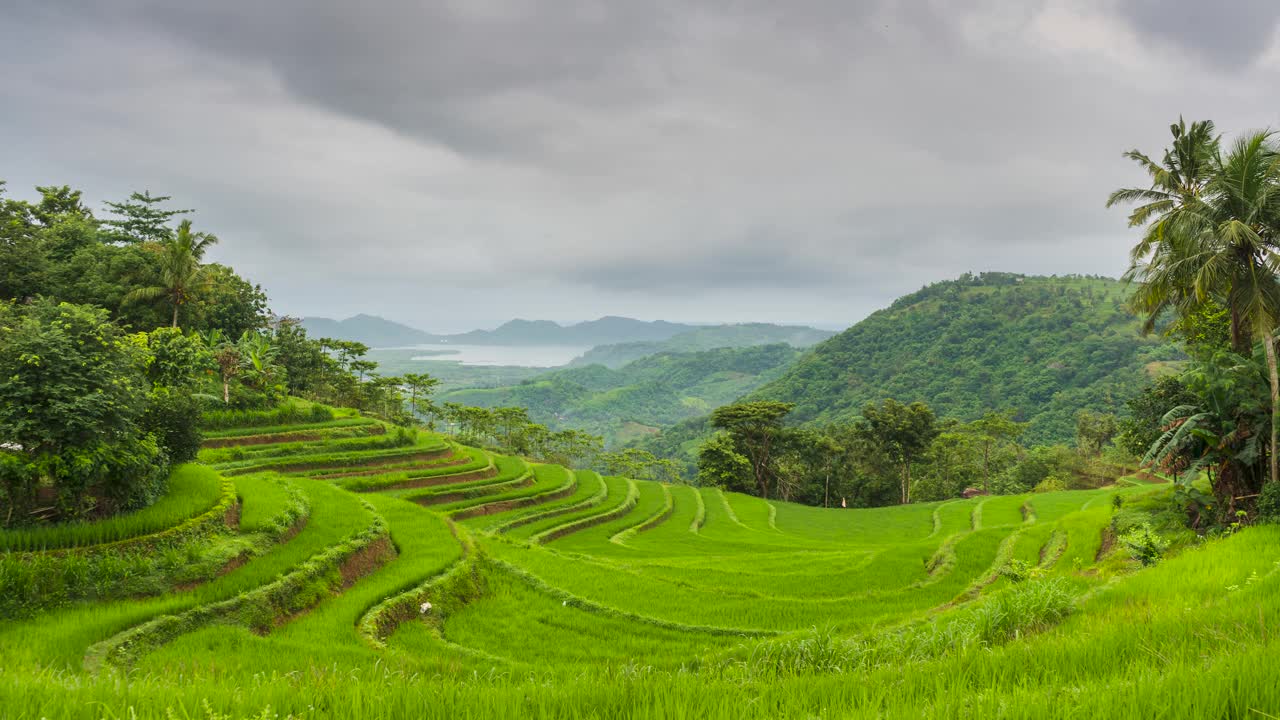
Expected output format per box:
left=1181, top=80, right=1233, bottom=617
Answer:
left=901, top=463, right=911, bottom=504
left=752, top=453, right=762, bottom=499
left=222, top=378, right=230, bottom=404
left=982, top=443, right=990, bottom=491
left=1264, top=328, right=1279, bottom=486
left=755, top=439, right=772, bottom=499
left=824, top=470, right=830, bottom=508
left=172, top=303, right=180, bottom=328
left=1231, top=306, right=1252, bottom=355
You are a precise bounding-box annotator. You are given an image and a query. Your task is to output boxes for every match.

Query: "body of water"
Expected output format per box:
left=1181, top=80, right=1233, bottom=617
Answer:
left=402, top=344, right=592, bottom=368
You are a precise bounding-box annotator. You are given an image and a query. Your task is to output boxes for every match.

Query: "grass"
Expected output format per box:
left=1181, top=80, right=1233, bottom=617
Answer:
left=8, top=407, right=1280, bottom=719
left=199, top=399, right=343, bottom=430
left=200, top=416, right=381, bottom=440
left=0, top=465, right=225, bottom=552
left=0, top=477, right=368, bottom=671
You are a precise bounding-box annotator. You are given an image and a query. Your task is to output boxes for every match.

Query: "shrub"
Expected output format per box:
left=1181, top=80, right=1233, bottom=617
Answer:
left=1032, top=476, right=1066, bottom=493
left=1119, top=522, right=1169, bottom=566
left=999, top=558, right=1042, bottom=583
left=968, top=577, right=1075, bottom=644
left=0, top=299, right=159, bottom=521
left=1258, top=482, right=1280, bottom=524
left=142, top=387, right=204, bottom=464
left=0, top=465, right=224, bottom=552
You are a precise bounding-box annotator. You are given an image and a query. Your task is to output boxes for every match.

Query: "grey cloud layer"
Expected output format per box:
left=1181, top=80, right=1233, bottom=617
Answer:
left=3, top=1, right=1280, bottom=329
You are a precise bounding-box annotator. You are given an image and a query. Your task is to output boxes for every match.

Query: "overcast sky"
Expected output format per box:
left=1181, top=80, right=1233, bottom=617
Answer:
left=5, top=1, right=1280, bottom=333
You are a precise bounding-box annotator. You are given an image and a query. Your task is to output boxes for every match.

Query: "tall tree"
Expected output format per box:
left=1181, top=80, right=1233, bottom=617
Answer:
left=0, top=299, right=162, bottom=520
left=101, top=191, right=191, bottom=244
left=1108, top=119, right=1227, bottom=341
left=123, top=219, right=219, bottom=328
left=1114, top=126, right=1280, bottom=486
left=855, top=399, right=939, bottom=504
left=401, top=372, right=441, bottom=425
left=966, top=411, right=1025, bottom=490
left=31, top=185, right=94, bottom=227
left=708, top=401, right=794, bottom=499
left=697, top=431, right=754, bottom=494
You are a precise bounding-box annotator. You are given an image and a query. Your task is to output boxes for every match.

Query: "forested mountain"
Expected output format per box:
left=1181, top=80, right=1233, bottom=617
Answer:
left=300, top=314, right=435, bottom=347
left=442, top=343, right=800, bottom=446
left=747, top=273, right=1183, bottom=444
left=568, top=323, right=835, bottom=368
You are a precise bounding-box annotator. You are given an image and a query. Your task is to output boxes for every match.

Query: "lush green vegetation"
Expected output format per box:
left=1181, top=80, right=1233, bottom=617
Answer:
left=745, top=273, right=1182, bottom=444
left=10, top=119, right=1280, bottom=719
left=443, top=343, right=800, bottom=447
left=4, top=402, right=1278, bottom=719
left=0, top=465, right=224, bottom=552
left=566, top=323, right=834, bottom=369
left=632, top=274, right=1185, bottom=497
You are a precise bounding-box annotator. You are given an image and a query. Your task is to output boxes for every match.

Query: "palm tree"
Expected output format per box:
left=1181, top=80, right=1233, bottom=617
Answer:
left=123, top=219, right=218, bottom=328
left=1198, top=131, right=1280, bottom=487
left=1115, top=127, right=1280, bottom=486
left=1108, top=119, right=1229, bottom=342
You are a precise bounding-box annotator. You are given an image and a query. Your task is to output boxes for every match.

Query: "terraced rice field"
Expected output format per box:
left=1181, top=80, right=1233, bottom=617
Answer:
left=5, top=408, right=1280, bottom=719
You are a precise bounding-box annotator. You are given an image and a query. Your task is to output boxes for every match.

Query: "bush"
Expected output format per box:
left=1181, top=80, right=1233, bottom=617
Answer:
left=1032, top=476, right=1066, bottom=493
left=999, top=558, right=1042, bottom=583
left=1119, top=522, right=1169, bottom=566
left=1258, top=482, right=1280, bottom=524
left=0, top=299, right=161, bottom=521
left=142, top=387, right=203, bottom=464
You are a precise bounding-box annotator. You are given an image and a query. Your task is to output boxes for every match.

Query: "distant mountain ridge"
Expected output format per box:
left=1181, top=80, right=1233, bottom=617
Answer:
left=569, top=323, right=837, bottom=369
left=449, top=316, right=695, bottom=346
left=299, top=314, right=435, bottom=347
left=301, top=314, right=832, bottom=352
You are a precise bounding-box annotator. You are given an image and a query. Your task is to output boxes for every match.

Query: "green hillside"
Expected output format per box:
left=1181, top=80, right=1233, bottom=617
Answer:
left=569, top=323, right=835, bottom=369
left=443, top=343, right=800, bottom=446
left=748, top=273, right=1184, bottom=444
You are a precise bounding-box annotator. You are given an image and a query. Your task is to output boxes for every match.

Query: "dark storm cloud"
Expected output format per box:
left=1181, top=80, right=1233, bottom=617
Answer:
left=87, top=0, right=898, bottom=160
left=2, top=0, right=1280, bottom=329
left=1118, top=0, right=1280, bottom=67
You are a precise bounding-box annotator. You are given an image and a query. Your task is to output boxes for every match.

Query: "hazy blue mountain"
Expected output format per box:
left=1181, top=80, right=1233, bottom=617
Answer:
left=300, top=314, right=437, bottom=347
left=303, top=315, right=833, bottom=361
left=304, top=314, right=699, bottom=348
left=448, top=316, right=696, bottom=346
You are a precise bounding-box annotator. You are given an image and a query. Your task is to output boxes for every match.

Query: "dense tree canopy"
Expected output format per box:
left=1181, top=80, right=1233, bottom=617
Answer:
left=745, top=274, right=1182, bottom=445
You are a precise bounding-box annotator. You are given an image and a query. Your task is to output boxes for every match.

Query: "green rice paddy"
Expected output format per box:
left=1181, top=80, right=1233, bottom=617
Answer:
left=3, top=409, right=1279, bottom=719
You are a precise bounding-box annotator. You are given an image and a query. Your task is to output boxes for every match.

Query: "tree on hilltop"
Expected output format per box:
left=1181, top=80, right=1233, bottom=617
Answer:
left=124, top=219, right=219, bottom=328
